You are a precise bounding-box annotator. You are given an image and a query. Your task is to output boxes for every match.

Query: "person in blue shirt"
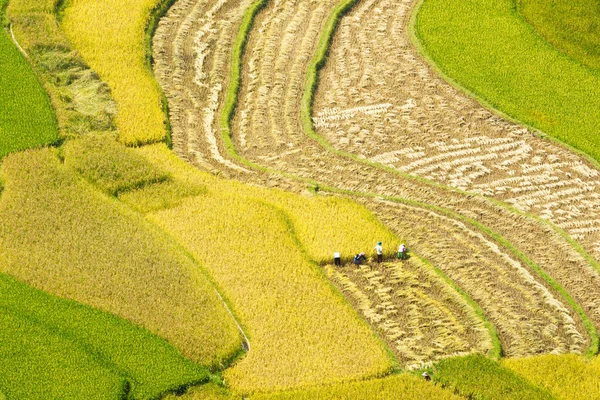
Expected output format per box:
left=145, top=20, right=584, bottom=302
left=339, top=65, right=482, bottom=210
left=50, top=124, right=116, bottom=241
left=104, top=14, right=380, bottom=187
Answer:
left=353, top=253, right=366, bottom=265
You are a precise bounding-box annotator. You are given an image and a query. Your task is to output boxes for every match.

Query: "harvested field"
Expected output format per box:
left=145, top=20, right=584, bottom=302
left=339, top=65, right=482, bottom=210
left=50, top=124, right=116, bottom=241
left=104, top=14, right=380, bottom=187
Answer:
left=365, top=199, right=589, bottom=357
left=313, top=0, right=600, bottom=262
left=325, top=258, right=493, bottom=368
left=153, top=0, right=255, bottom=173
left=154, top=0, right=600, bottom=361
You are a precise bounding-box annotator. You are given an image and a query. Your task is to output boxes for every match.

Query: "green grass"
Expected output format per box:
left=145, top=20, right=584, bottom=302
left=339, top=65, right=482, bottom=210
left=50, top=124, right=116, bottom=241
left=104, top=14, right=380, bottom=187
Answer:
left=517, top=0, right=600, bottom=71
left=0, top=272, right=209, bottom=399
left=0, top=0, right=58, bottom=158
left=431, top=354, right=555, bottom=400
left=220, top=0, right=268, bottom=167
left=413, top=0, right=600, bottom=164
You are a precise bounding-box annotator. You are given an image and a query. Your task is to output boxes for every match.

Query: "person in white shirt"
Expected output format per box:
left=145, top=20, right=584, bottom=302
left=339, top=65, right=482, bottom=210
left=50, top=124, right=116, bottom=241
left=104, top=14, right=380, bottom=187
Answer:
left=334, top=251, right=341, bottom=266
left=375, top=242, right=383, bottom=263
left=398, top=244, right=407, bottom=260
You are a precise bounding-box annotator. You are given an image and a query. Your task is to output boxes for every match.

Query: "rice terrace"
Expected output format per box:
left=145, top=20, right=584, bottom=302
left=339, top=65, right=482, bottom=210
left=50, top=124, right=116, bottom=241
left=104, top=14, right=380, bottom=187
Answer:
left=1, top=0, right=600, bottom=397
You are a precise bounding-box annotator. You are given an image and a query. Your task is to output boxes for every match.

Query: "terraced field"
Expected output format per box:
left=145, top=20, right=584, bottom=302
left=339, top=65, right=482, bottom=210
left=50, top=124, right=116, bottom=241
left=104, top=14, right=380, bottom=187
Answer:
left=154, top=0, right=600, bottom=364
left=4, top=0, right=600, bottom=396
left=325, top=258, right=493, bottom=367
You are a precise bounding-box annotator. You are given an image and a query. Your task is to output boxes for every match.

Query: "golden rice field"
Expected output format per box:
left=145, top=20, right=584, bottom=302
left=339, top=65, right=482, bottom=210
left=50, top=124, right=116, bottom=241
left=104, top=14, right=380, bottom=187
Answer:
left=0, top=147, right=241, bottom=367
left=4, top=0, right=600, bottom=396
left=503, top=354, right=600, bottom=400
left=250, top=374, right=462, bottom=399
left=61, top=0, right=166, bottom=145
left=137, top=145, right=396, bottom=392
left=165, top=374, right=463, bottom=399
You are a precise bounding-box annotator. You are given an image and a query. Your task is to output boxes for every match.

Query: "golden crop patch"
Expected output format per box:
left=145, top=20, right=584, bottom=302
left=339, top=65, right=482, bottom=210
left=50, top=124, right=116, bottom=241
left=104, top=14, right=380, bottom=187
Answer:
left=0, top=148, right=241, bottom=368
left=503, top=354, right=600, bottom=399
left=129, top=145, right=399, bottom=392
left=251, top=374, right=462, bottom=399
left=61, top=0, right=166, bottom=145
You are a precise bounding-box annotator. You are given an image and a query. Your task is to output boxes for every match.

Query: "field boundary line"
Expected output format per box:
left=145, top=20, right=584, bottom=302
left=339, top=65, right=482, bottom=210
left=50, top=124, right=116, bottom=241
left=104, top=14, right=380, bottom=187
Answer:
left=140, top=217, right=252, bottom=365
left=7, top=24, right=28, bottom=59
left=220, top=0, right=269, bottom=169
left=214, top=0, right=598, bottom=358
left=145, top=0, right=178, bottom=149
left=213, top=289, right=250, bottom=353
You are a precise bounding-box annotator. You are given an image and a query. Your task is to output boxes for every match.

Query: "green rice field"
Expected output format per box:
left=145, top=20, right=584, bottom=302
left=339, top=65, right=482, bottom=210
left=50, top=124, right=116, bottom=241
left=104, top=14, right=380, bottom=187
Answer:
left=517, top=0, right=600, bottom=71
left=414, top=0, right=600, bottom=163
left=0, top=273, right=209, bottom=399
left=0, top=0, right=58, bottom=158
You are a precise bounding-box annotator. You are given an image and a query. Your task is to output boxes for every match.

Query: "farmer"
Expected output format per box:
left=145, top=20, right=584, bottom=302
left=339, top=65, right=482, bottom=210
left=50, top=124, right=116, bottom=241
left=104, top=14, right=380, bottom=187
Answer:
left=422, top=372, right=431, bottom=382
left=334, top=251, right=341, bottom=266
left=398, top=243, right=407, bottom=260
left=353, top=253, right=366, bottom=265
left=375, top=241, right=383, bottom=263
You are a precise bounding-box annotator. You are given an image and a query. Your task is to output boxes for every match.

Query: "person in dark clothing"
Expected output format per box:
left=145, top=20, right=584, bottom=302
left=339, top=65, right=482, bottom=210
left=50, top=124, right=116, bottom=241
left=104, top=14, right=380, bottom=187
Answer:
left=375, top=242, right=383, bottom=263
left=334, top=251, right=341, bottom=266
left=353, top=253, right=366, bottom=265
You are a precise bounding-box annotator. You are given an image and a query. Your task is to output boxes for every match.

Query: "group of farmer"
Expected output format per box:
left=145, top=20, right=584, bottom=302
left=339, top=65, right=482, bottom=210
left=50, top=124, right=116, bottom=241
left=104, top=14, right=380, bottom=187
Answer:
left=333, top=242, right=407, bottom=266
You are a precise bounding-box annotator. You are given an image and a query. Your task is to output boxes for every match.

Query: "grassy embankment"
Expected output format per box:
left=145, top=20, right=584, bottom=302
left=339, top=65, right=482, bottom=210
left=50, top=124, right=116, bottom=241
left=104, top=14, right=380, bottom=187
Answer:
left=0, top=0, right=58, bottom=158
left=517, top=0, right=600, bottom=71
left=431, top=354, right=555, bottom=400
left=0, top=273, right=209, bottom=399
left=413, top=0, right=600, bottom=164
